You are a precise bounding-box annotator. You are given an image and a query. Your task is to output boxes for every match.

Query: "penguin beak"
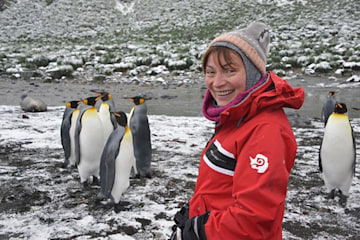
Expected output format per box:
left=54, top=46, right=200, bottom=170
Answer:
left=95, top=96, right=102, bottom=101
left=124, top=97, right=134, bottom=102
left=352, top=107, right=360, bottom=112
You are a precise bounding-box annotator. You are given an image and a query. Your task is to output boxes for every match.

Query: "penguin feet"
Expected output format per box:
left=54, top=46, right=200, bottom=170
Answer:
left=326, top=189, right=349, bottom=207
left=113, top=201, right=132, bottom=213
left=61, top=160, right=69, bottom=169
left=325, top=189, right=336, bottom=200
left=92, top=176, right=100, bottom=186
left=338, top=191, right=348, bottom=207
left=139, top=170, right=152, bottom=179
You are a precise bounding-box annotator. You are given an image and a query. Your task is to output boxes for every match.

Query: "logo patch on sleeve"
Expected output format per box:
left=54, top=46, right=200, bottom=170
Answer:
left=249, top=154, right=269, bottom=173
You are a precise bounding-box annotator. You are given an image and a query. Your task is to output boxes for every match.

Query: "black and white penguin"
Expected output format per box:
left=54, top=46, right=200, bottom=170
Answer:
left=321, top=91, right=337, bottom=126
left=125, top=96, right=152, bottom=178
left=98, top=111, right=135, bottom=212
left=20, top=94, right=47, bottom=112
left=75, top=96, right=104, bottom=185
left=60, top=100, right=80, bottom=168
left=95, top=91, right=117, bottom=143
left=319, top=102, right=356, bottom=206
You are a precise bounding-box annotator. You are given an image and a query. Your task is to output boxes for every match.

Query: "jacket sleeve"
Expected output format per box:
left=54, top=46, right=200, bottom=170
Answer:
left=204, top=122, right=297, bottom=239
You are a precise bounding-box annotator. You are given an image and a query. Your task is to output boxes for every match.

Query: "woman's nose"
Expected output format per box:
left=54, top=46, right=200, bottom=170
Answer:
left=212, top=72, right=225, bottom=87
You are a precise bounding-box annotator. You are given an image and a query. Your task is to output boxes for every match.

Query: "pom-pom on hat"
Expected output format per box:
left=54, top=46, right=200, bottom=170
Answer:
left=202, top=22, right=270, bottom=75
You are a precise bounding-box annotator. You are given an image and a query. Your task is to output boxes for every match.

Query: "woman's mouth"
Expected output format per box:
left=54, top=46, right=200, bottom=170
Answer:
left=217, top=90, right=234, bottom=96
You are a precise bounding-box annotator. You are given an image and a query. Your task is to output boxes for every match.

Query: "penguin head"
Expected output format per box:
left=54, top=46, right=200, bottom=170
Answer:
left=124, top=96, right=145, bottom=105
left=66, top=100, right=80, bottom=109
left=83, top=96, right=98, bottom=106
left=334, top=102, right=347, bottom=114
left=102, top=93, right=112, bottom=101
left=328, top=91, right=336, bottom=97
left=113, top=111, right=127, bottom=127
left=90, top=90, right=112, bottom=101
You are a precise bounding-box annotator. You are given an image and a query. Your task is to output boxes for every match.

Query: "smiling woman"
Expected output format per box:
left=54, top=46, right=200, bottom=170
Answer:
left=204, top=49, right=247, bottom=107
left=170, top=22, right=305, bottom=240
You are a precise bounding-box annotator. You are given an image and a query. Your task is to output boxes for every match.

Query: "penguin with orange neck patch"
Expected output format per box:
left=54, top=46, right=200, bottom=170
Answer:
left=319, top=102, right=356, bottom=206
left=98, top=111, right=135, bottom=212
left=75, top=96, right=104, bottom=185
left=125, top=96, right=152, bottom=178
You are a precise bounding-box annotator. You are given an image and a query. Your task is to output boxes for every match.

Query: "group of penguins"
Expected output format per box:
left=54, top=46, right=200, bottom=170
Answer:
left=60, top=90, right=152, bottom=212
left=319, top=91, right=359, bottom=206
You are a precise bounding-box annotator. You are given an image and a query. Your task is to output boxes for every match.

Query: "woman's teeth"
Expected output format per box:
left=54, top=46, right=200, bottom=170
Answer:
left=218, top=90, right=234, bottom=96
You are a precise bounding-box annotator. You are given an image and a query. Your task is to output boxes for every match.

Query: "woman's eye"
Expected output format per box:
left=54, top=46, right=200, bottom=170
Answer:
left=206, top=70, right=215, bottom=76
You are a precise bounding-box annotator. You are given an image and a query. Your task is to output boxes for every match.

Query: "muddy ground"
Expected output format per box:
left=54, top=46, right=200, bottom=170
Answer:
left=0, top=74, right=360, bottom=239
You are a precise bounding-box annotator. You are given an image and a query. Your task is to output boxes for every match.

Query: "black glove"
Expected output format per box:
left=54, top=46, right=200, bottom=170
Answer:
left=182, top=211, right=210, bottom=240
left=174, top=203, right=189, bottom=229
left=169, top=204, right=190, bottom=240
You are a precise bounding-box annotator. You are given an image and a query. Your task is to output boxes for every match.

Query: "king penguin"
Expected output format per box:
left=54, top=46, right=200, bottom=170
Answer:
left=75, top=96, right=105, bottom=185
left=125, top=96, right=152, bottom=178
left=98, top=111, right=135, bottom=212
left=60, top=100, right=80, bottom=168
left=319, top=102, right=356, bottom=206
left=68, top=100, right=88, bottom=167
left=321, top=91, right=337, bottom=126
left=95, top=91, right=117, bottom=143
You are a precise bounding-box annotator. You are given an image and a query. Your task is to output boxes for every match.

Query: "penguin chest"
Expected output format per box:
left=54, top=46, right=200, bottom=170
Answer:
left=79, top=109, right=104, bottom=165
left=98, top=107, right=113, bottom=142
left=111, top=132, right=133, bottom=202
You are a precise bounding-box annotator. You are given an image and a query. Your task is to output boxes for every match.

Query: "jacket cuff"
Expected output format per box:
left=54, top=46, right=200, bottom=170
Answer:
left=182, top=211, right=210, bottom=240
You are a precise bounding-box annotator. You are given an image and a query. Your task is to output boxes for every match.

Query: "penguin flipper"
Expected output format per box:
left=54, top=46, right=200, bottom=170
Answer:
left=319, top=140, right=323, bottom=173
left=74, top=110, right=84, bottom=166
left=351, top=125, right=356, bottom=175
left=101, top=128, right=125, bottom=198
left=61, top=110, right=73, bottom=162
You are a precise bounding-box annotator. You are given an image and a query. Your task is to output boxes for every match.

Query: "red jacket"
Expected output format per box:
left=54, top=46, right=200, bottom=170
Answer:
left=189, top=71, right=304, bottom=239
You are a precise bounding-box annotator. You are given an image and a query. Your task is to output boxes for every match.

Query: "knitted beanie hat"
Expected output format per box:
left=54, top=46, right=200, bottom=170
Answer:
left=202, top=22, right=270, bottom=89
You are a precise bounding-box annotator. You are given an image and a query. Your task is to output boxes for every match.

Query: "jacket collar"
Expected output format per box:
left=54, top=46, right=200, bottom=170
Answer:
left=216, top=71, right=304, bottom=129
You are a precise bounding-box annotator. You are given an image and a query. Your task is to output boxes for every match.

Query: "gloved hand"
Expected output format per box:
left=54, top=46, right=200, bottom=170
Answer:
left=174, top=203, right=189, bottom=229
left=170, top=211, right=210, bottom=240
left=182, top=211, right=210, bottom=240
left=169, top=204, right=189, bottom=240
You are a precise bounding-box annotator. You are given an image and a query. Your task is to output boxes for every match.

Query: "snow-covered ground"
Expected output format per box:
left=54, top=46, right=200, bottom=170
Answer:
left=0, top=105, right=359, bottom=239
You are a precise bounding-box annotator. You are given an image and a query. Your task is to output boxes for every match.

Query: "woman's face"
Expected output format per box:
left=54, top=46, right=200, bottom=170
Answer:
left=204, top=49, right=247, bottom=107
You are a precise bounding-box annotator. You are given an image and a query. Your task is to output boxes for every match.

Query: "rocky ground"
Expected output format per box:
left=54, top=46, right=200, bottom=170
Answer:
left=0, top=105, right=360, bottom=239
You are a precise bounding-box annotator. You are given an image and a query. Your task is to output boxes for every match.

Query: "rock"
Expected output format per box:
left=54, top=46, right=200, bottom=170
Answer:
left=46, top=65, right=74, bottom=79
left=20, top=94, right=47, bottom=112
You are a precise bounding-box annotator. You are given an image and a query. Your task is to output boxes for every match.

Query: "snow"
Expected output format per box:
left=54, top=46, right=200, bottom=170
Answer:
left=0, top=105, right=359, bottom=239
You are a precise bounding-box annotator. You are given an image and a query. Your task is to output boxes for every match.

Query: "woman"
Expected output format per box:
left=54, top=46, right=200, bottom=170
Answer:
left=171, top=22, right=304, bottom=239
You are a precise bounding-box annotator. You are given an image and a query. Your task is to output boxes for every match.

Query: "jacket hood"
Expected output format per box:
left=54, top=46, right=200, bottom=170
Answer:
left=218, top=71, right=305, bottom=125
